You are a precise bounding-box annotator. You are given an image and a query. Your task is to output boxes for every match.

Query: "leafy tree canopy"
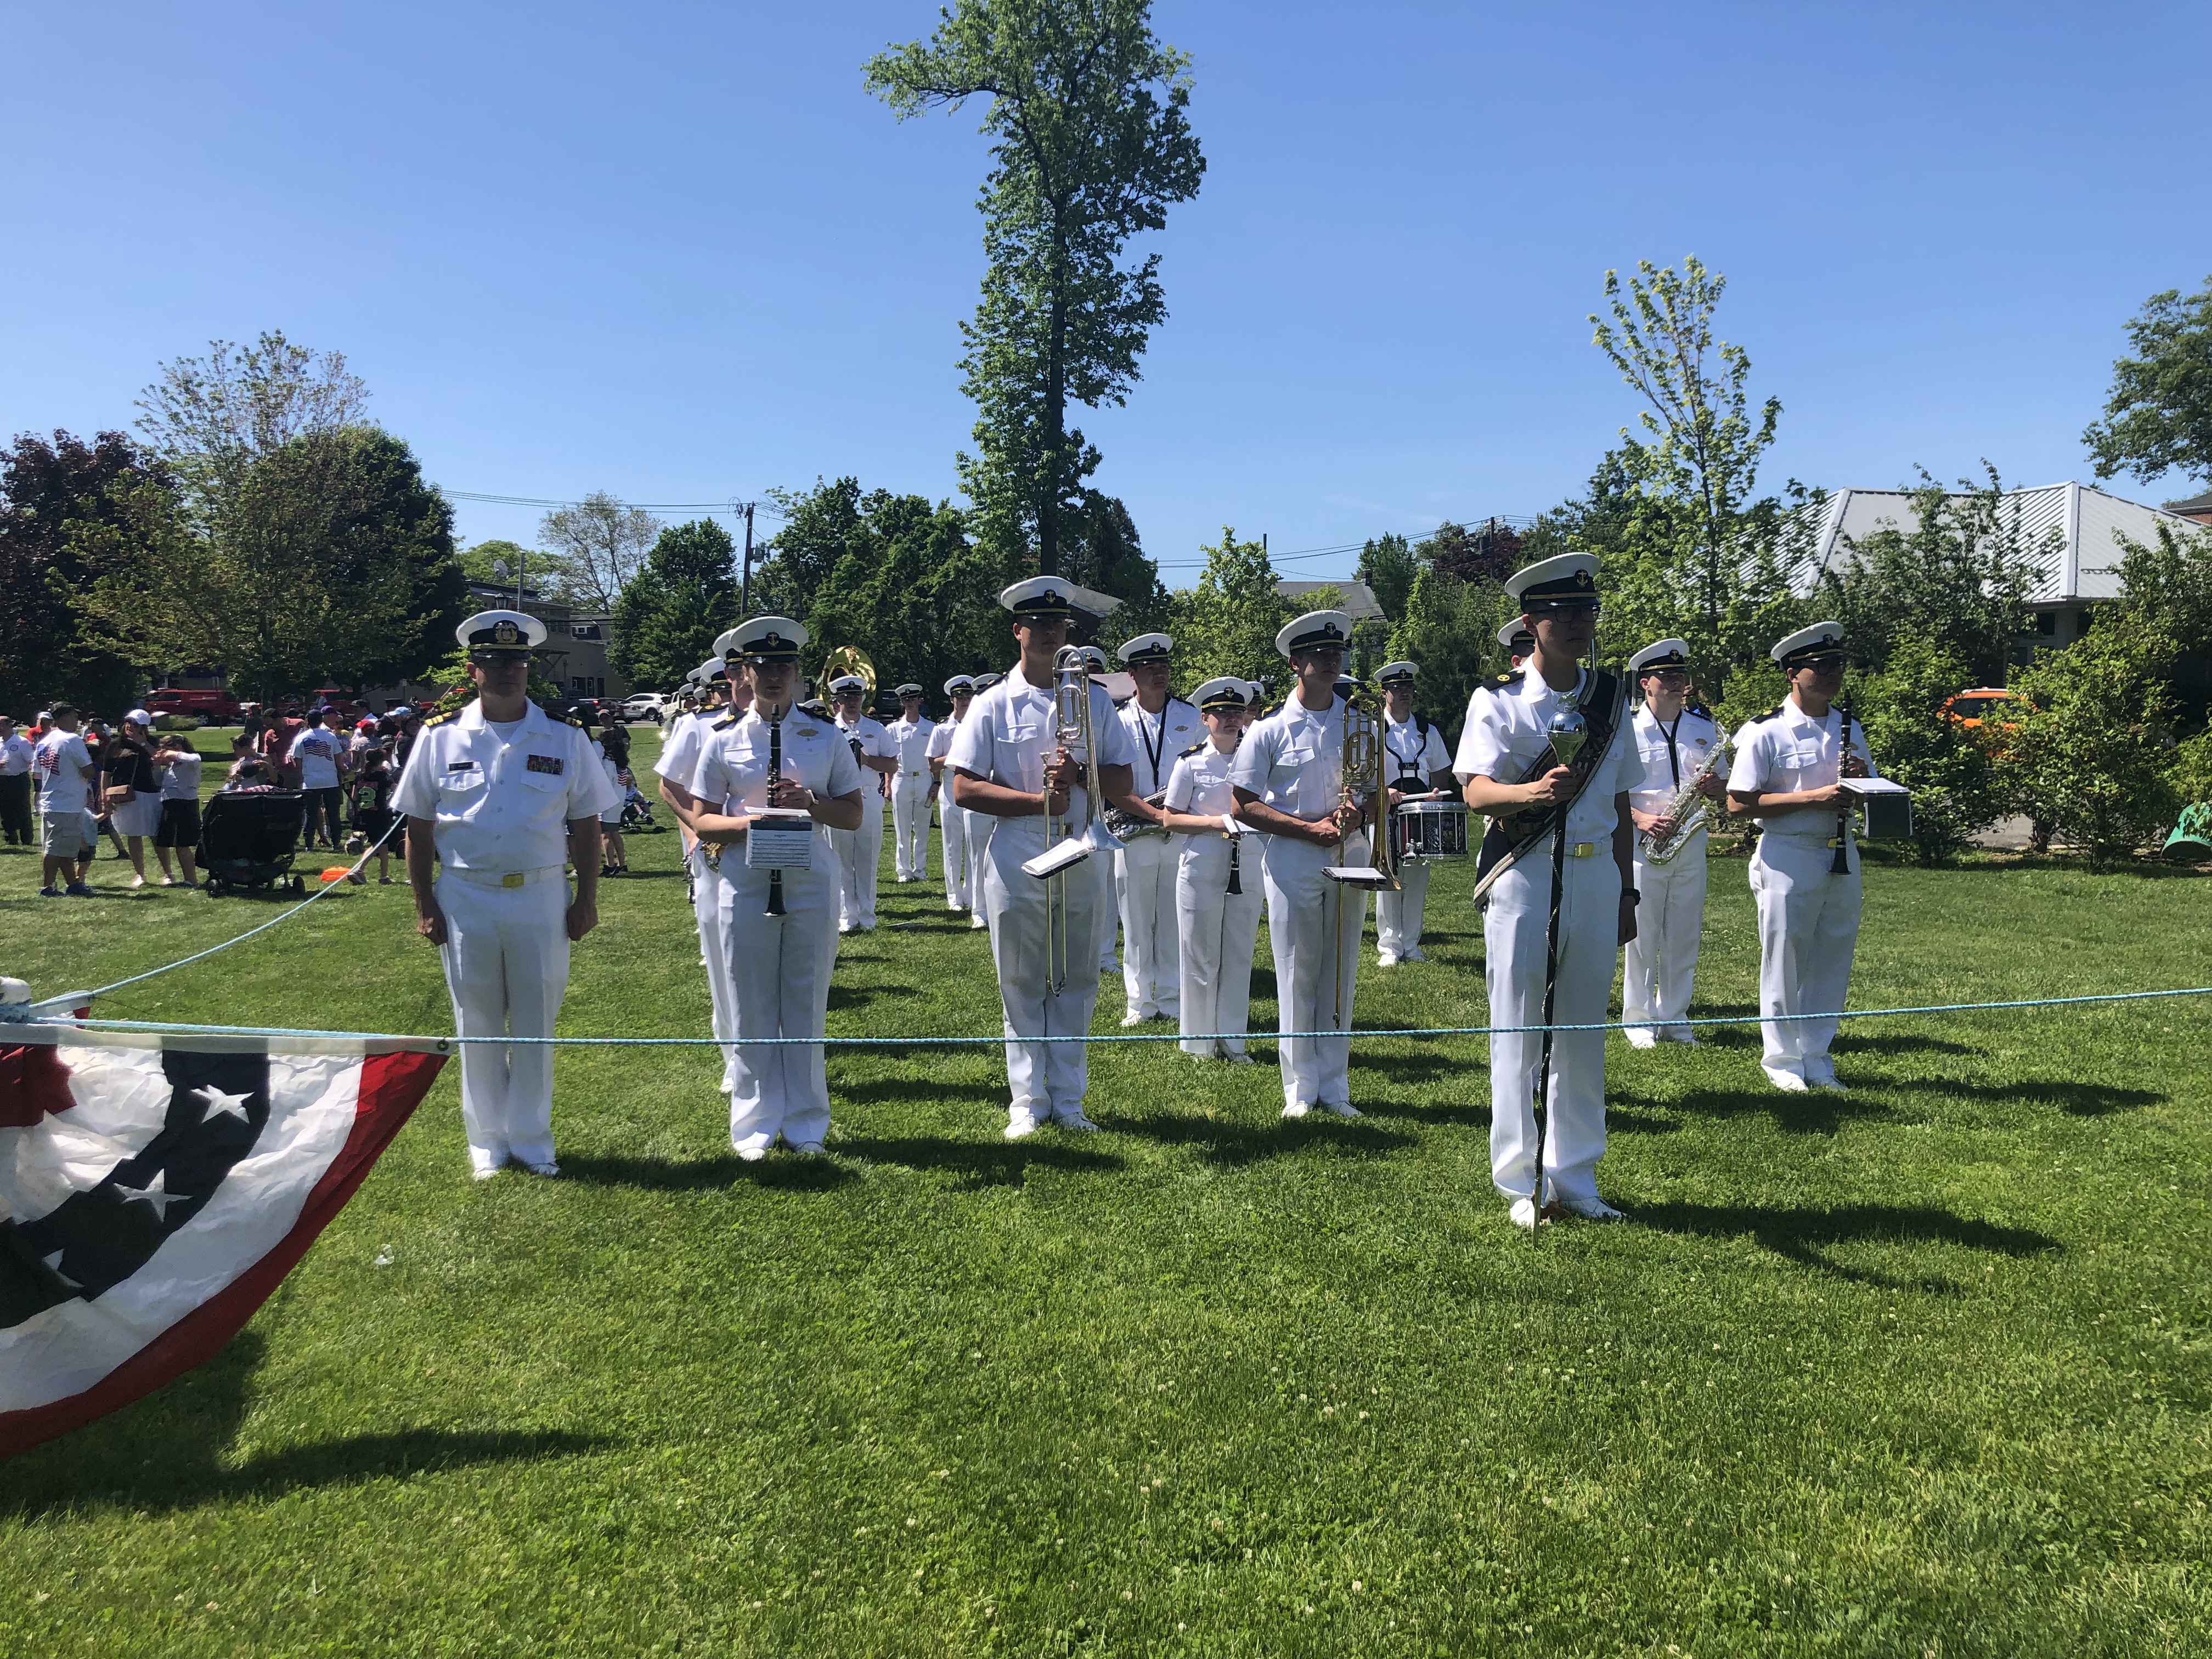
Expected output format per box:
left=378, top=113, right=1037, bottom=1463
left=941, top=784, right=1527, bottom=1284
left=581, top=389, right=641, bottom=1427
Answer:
left=2083, top=274, right=2212, bottom=492
left=538, top=493, right=661, bottom=614
left=610, top=519, right=740, bottom=693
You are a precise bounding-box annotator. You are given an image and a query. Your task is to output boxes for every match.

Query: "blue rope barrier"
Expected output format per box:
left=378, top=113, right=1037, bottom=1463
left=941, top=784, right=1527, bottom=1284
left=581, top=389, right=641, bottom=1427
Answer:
left=44, top=983, right=2212, bottom=1048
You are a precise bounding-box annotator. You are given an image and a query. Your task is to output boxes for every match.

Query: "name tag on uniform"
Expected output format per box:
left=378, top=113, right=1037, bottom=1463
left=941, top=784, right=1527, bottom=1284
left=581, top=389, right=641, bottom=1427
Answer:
left=445, top=761, right=476, bottom=772
left=525, top=754, right=565, bottom=775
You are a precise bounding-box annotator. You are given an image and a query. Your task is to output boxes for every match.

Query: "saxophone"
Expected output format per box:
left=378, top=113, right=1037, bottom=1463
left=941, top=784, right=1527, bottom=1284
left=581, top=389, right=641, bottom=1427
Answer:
left=1638, top=735, right=1731, bottom=865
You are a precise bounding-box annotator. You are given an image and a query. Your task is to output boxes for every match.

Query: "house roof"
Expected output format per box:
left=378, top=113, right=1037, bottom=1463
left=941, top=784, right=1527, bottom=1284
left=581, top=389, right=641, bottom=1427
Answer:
left=1797, top=482, right=2204, bottom=605
left=1275, top=578, right=1386, bottom=624
left=2166, top=489, right=2212, bottom=520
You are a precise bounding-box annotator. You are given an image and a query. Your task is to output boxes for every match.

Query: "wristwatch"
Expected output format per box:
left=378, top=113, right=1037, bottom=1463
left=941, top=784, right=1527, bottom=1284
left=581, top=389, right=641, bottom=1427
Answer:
left=1623, top=888, right=1641, bottom=905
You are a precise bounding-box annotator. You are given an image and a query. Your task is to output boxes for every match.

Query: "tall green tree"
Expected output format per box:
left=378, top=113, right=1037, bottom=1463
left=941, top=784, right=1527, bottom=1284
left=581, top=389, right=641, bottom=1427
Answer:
left=459, top=537, right=573, bottom=595
left=1174, top=527, right=1285, bottom=694
left=538, top=492, right=662, bottom=614
left=802, top=490, right=1016, bottom=693
left=866, top=0, right=1205, bottom=578
left=1061, top=489, right=1170, bottom=641
left=1355, top=532, right=1417, bottom=624
left=2083, top=274, right=2212, bottom=492
left=0, top=430, right=167, bottom=714
left=1385, top=562, right=1514, bottom=732
left=610, top=519, right=741, bottom=692
left=134, top=329, right=368, bottom=518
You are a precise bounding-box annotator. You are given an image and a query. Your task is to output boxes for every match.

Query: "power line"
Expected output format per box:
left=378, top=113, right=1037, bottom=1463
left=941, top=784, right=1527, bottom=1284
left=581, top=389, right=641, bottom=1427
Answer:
left=445, top=490, right=783, bottom=518
left=1153, top=515, right=1541, bottom=571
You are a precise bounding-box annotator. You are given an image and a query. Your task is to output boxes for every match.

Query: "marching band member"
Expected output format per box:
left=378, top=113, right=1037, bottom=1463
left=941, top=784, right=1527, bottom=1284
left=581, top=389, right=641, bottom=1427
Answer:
left=829, top=675, right=896, bottom=933
left=1112, top=632, right=1203, bottom=1025
left=1079, top=644, right=1121, bottom=977
left=689, top=617, right=866, bottom=1158
left=657, top=649, right=744, bottom=1092
left=1498, top=618, right=1534, bottom=672
left=962, top=672, right=1003, bottom=930
left=949, top=580, right=1139, bottom=1138
left=1372, top=660, right=1455, bottom=966
left=1726, top=620, right=1873, bottom=1093
left=1231, top=610, right=1370, bottom=1120
left=395, top=610, right=618, bottom=1179
left=929, top=675, right=975, bottom=913
left=887, top=683, right=936, bottom=884
left=1621, top=639, right=1725, bottom=1047
left=1456, top=555, right=1639, bottom=1226
left=1160, top=676, right=1262, bottom=1062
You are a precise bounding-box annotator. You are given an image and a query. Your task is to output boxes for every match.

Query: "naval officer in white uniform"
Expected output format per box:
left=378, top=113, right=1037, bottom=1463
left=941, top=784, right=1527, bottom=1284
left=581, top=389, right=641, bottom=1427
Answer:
left=961, top=672, right=1003, bottom=929
left=1231, top=611, right=1372, bottom=1119
left=657, top=646, right=744, bottom=1092
left=689, top=617, right=865, bottom=1157
left=396, top=610, right=618, bottom=1178
left=830, top=676, right=896, bottom=932
left=1160, top=676, right=1263, bottom=1062
left=929, top=675, right=975, bottom=912
left=1455, top=555, right=1638, bottom=1226
left=1726, top=620, right=1874, bottom=1093
left=886, top=682, right=936, bottom=883
left=1621, top=638, right=1726, bottom=1047
left=1371, top=660, right=1456, bottom=966
left=1111, top=632, right=1203, bottom=1024
left=948, top=579, right=1139, bottom=1138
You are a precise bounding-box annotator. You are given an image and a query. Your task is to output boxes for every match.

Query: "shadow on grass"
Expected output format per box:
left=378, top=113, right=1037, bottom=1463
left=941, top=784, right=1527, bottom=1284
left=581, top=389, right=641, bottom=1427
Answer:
left=837, top=1074, right=1008, bottom=1109
left=561, top=1153, right=858, bottom=1192
left=0, top=1333, right=611, bottom=1519
left=1876, top=1076, right=2164, bottom=1117
left=1633, top=1200, right=2060, bottom=1290
left=834, top=1133, right=1123, bottom=1190
left=826, top=983, right=909, bottom=1011
left=1830, top=1029, right=1978, bottom=1056
left=1102, top=1111, right=1412, bottom=1166
left=1620, top=1084, right=1889, bottom=1137
left=1356, top=1097, right=1492, bottom=1129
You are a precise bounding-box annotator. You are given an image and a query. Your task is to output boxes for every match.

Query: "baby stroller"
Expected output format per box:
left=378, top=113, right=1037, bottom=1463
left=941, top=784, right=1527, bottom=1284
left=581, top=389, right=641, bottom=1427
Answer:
left=199, top=789, right=309, bottom=896
left=619, top=784, right=661, bottom=832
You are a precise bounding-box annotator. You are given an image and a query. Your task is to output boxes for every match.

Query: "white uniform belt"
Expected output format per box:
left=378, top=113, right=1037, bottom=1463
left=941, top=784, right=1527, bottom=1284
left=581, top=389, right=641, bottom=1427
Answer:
left=442, top=864, right=566, bottom=887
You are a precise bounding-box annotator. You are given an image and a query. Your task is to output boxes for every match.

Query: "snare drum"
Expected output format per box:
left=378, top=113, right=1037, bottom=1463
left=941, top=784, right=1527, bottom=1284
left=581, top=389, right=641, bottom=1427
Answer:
left=1391, top=798, right=1469, bottom=862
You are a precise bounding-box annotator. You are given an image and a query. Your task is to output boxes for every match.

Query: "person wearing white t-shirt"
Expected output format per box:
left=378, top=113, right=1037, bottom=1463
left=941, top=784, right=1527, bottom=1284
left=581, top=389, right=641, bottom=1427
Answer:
left=288, top=709, right=347, bottom=850
left=32, top=704, right=95, bottom=895
left=0, top=714, right=34, bottom=847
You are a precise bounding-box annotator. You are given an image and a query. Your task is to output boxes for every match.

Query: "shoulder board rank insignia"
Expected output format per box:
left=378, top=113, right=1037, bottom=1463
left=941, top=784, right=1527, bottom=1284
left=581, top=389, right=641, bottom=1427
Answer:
left=424, top=708, right=461, bottom=728
left=1751, top=705, right=1785, bottom=723
left=1178, top=740, right=1207, bottom=758
left=525, top=754, right=565, bottom=775
left=1494, top=670, right=1525, bottom=690
left=713, top=715, right=739, bottom=730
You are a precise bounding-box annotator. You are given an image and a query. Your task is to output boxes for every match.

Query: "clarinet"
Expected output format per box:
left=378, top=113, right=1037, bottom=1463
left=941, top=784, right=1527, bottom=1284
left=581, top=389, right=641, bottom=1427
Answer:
left=766, top=709, right=787, bottom=916
left=1830, top=693, right=1855, bottom=876
left=1228, top=832, right=1243, bottom=895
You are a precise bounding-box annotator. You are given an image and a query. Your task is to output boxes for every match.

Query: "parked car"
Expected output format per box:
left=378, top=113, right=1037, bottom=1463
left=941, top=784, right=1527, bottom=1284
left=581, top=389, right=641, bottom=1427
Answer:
left=623, top=691, right=672, bottom=720
left=145, top=688, right=243, bottom=724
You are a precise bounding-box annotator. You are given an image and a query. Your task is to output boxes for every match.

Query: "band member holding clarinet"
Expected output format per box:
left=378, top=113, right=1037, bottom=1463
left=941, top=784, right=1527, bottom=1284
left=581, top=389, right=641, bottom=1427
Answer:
left=1231, top=610, right=1371, bottom=1120
left=1455, top=554, right=1638, bottom=1227
left=948, top=579, right=1139, bottom=1139
left=929, top=675, right=976, bottom=915
left=1372, top=660, right=1455, bottom=966
left=1160, top=676, right=1263, bottom=1062
left=1726, top=620, right=1874, bottom=1094
left=689, top=617, right=865, bottom=1158
left=1112, top=633, right=1203, bottom=1026
left=1621, top=639, right=1726, bottom=1047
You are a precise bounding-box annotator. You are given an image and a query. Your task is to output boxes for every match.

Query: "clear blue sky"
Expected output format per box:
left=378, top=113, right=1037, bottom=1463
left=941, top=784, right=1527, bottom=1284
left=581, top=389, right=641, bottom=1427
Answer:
left=4, top=2, right=2207, bottom=584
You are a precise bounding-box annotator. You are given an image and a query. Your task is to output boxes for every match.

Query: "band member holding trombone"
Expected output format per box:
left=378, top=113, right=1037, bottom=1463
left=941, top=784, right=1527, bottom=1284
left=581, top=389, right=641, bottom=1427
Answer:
left=1160, top=676, right=1264, bottom=1063
left=1373, top=660, right=1455, bottom=966
left=1726, top=620, right=1874, bottom=1094
left=1622, top=638, right=1726, bottom=1047
left=688, top=618, right=866, bottom=1158
left=1113, top=633, right=1204, bottom=1026
left=1231, top=611, right=1373, bottom=1120
left=949, top=579, right=1139, bottom=1139
left=1456, top=555, right=1638, bottom=1227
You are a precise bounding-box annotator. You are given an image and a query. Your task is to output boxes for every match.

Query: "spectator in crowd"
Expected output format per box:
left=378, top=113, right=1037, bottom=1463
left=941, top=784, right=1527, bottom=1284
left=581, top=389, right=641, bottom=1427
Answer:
left=259, top=706, right=301, bottom=785
left=152, top=732, right=204, bottom=887
left=81, top=720, right=130, bottom=862
left=350, top=746, right=399, bottom=884
left=289, top=707, right=347, bottom=850
left=0, top=714, right=33, bottom=847
left=33, top=703, right=95, bottom=896
left=105, top=711, right=164, bottom=888
left=223, top=754, right=278, bottom=793
left=596, top=721, right=633, bottom=877
left=349, top=716, right=379, bottom=770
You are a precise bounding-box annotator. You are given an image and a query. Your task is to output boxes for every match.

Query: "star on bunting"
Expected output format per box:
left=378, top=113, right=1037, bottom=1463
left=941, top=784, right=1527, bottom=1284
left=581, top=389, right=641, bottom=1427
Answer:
left=194, top=1084, right=253, bottom=1123
left=114, top=1169, right=186, bottom=1221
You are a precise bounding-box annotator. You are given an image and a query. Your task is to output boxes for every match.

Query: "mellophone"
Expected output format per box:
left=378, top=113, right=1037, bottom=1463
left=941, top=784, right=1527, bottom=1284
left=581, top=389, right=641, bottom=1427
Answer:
left=1389, top=792, right=1470, bottom=862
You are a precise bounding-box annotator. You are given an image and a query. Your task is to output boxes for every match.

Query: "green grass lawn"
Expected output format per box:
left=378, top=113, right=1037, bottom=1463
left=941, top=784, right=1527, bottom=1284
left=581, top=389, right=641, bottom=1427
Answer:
left=4, top=724, right=2211, bottom=1656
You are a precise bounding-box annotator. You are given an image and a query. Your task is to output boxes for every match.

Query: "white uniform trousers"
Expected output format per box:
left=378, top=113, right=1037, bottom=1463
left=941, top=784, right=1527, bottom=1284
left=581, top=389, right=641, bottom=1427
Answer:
left=835, top=795, right=884, bottom=929
left=1374, top=859, right=1433, bottom=961
left=1622, top=835, right=1708, bottom=1040
left=1115, top=834, right=1181, bottom=1018
left=1175, top=835, right=1263, bottom=1058
left=1483, top=848, right=1619, bottom=1204
left=1094, top=838, right=1120, bottom=973
left=891, top=776, right=932, bottom=881
left=1750, top=833, right=1862, bottom=1080
left=715, top=858, right=839, bottom=1153
left=1260, top=833, right=1369, bottom=1110
left=981, top=822, right=1104, bottom=1122
left=435, top=868, right=569, bottom=1173
left=691, top=846, right=736, bottom=1084
left=940, top=798, right=972, bottom=910
left=963, top=810, right=994, bottom=930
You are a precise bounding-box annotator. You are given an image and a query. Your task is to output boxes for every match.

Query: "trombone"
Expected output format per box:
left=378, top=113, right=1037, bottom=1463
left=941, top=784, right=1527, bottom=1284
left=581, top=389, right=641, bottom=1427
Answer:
left=1028, top=645, right=1120, bottom=996
left=1322, top=690, right=1398, bottom=1028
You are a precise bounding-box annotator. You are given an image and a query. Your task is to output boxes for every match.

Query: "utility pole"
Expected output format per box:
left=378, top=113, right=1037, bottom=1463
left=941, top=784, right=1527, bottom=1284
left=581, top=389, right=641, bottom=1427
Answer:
left=740, top=501, right=755, bottom=616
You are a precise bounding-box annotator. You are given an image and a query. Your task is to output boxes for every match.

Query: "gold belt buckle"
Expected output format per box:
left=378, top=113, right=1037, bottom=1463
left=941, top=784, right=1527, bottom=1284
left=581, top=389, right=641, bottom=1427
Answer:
left=1570, top=842, right=1595, bottom=857
left=501, top=871, right=525, bottom=888
left=1825, top=837, right=1843, bottom=849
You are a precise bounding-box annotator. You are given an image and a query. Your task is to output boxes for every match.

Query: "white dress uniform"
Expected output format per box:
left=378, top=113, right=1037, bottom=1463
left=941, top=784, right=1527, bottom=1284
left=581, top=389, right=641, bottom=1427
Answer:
left=833, top=712, right=894, bottom=930
left=927, top=715, right=968, bottom=909
left=948, top=662, right=1137, bottom=1129
left=392, top=698, right=617, bottom=1175
left=1114, top=693, right=1204, bottom=1020
left=1232, top=694, right=1370, bottom=1114
left=656, top=705, right=737, bottom=1086
left=691, top=708, right=864, bottom=1155
left=1455, top=665, right=1636, bottom=1205
left=887, top=707, right=937, bottom=882
left=1623, top=703, right=1723, bottom=1042
left=1728, top=694, right=1874, bottom=1088
left=1374, top=711, right=1454, bottom=963
left=1165, top=740, right=1263, bottom=1059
